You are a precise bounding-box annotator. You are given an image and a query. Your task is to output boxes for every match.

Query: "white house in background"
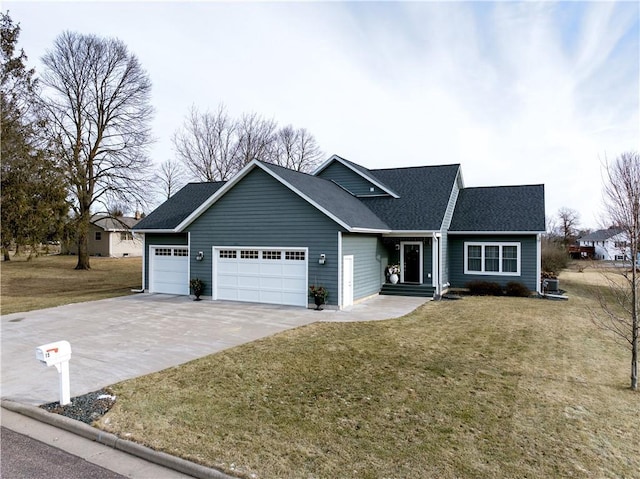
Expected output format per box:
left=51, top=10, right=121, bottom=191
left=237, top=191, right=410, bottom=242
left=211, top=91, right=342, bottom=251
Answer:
left=578, top=228, right=631, bottom=261
left=63, top=215, right=143, bottom=257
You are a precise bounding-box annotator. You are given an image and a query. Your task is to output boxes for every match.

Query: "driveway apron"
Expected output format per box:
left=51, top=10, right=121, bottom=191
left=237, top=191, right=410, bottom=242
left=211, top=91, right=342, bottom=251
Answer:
left=1, top=294, right=426, bottom=405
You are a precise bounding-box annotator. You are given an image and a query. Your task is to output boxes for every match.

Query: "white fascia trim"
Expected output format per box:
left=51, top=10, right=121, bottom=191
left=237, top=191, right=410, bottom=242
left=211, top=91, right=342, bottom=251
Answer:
left=440, top=167, right=462, bottom=231
left=351, top=227, right=392, bottom=234
left=313, top=154, right=400, bottom=199
left=383, top=230, right=438, bottom=237
left=132, top=229, right=178, bottom=234
left=448, top=230, right=545, bottom=235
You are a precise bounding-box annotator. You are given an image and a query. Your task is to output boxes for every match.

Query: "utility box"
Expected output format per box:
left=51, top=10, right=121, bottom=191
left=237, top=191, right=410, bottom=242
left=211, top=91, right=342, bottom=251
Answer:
left=35, top=340, right=72, bottom=405
left=36, top=340, right=72, bottom=367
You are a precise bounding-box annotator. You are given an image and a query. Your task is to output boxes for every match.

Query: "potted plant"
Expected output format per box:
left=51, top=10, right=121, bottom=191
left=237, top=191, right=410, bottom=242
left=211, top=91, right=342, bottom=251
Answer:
left=189, top=278, right=204, bottom=301
left=386, top=264, right=400, bottom=284
left=309, top=285, right=328, bottom=310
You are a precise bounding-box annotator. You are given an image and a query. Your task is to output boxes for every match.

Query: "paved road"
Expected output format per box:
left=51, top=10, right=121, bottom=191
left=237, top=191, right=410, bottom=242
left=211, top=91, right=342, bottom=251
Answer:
left=1, top=427, right=126, bottom=479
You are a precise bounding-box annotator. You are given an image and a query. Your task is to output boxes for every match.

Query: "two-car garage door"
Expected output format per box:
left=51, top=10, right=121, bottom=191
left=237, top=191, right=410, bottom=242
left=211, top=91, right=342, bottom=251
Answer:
left=213, top=247, right=308, bottom=307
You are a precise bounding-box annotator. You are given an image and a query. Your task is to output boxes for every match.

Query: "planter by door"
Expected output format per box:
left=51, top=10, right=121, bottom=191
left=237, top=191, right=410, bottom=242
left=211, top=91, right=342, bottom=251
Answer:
left=390, top=273, right=399, bottom=284
left=313, top=295, right=324, bottom=311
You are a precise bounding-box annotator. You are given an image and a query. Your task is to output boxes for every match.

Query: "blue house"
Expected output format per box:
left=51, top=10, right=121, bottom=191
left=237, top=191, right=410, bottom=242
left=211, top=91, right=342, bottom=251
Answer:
left=134, top=155, right=545, bottom=308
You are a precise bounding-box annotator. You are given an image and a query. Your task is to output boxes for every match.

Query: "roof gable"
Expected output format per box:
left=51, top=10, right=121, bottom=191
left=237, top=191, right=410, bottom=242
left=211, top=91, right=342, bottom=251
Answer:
left=314, top=155, right=399, bottom=198
left=449, top=185, right=546, bottom=232
left=92, top=215, right=140, bottom=231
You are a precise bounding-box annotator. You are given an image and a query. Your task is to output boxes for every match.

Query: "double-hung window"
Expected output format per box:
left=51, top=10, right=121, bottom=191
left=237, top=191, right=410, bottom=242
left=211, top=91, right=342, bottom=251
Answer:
left=464, top=242, right=521, bottom=276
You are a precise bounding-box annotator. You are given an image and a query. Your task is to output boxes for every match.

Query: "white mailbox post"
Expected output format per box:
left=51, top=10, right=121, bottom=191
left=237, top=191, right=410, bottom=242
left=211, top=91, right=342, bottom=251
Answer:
left=36, top=340, right=72, bottom=405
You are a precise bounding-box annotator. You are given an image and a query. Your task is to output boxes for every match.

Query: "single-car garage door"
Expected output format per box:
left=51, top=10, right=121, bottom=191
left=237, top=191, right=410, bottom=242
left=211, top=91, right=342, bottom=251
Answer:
left=213, top=247, right=308, bottom=307
left=150, top=246, right=189, bottom=295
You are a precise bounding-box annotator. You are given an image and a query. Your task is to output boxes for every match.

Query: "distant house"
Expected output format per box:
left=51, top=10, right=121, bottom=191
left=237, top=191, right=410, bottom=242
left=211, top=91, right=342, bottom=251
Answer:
left=64, top=215, right=143, bottom=257
left=578, top=228, right=630, bottom=261
left=133, top=155, right=545, bottom=308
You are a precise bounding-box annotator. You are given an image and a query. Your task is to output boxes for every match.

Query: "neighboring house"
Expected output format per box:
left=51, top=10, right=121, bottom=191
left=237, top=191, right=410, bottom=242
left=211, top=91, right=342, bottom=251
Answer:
left=578, top=228, right=630, bottom=261
left=64, top=215, right=143, bottom=257
left=133, top=155, right=545, bottom=308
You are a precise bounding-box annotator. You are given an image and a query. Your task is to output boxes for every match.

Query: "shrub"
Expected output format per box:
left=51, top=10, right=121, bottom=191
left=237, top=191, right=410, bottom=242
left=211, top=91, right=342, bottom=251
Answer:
left=541, top=241, right=569, bottom=273
left=465, top=280, right=503, bottom=296
left=505, top=281, right=531, bottom=297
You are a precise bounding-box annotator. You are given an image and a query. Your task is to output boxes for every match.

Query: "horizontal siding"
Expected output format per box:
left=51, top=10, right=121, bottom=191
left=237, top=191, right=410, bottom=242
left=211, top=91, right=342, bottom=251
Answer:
left=144, top=233, right=188, bottom=290
left=448, top=235, right=539, bottom=291
left=342, top=234, right=386, bottom=300
left=187, top=168, right=344, bottom=304
left=317, top=161, right=387, bottom=197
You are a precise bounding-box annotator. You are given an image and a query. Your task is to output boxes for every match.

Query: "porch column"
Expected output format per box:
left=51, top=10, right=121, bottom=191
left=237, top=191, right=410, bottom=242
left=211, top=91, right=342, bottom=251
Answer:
left=432, top=233, right=440, bottom=292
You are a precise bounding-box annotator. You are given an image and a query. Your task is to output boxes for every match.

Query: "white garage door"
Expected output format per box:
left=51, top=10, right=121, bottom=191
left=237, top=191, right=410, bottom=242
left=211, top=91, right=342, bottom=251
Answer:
left=150, top=246, right=189, bottom=295
left=214, top=247, right=308, bottom=307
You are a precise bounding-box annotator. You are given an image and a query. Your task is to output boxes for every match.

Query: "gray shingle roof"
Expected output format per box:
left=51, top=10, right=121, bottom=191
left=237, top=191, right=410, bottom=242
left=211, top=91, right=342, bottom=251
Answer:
left=133, top=182, right=226, bottom=230
left=449, top=185, right=545, bottom=232
left=360, top=165, right=461, bottom=230
left=260, top=162, right=390, bottom=230
left=578, top=228, right=623, bottom=241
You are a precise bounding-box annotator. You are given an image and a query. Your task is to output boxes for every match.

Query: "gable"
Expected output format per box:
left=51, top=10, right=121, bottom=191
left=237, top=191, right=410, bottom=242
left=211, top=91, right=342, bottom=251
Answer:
left=449, top=185, right=545, bottom=232
left=316, top=160, right=390, bottom=197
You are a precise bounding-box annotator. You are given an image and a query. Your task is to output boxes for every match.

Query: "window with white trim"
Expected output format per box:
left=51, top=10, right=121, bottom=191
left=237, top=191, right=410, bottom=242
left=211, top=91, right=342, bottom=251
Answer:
left=240, top=250, right=259, bottom=259
left=219, top=250, right=237, bottom=259
left=174, top=248, right=189, bottom=257
left=262, top=250, right=282, bottom=260
left=285, top=251, right=305, bottom=261
left=464, top=242, right=521, bottom=276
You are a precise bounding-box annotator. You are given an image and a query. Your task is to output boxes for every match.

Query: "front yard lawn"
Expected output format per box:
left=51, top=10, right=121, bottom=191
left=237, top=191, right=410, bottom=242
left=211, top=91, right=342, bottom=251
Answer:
left=100, top=269, right=639, bottom=478
left=1, top=255, right=142, bottom=315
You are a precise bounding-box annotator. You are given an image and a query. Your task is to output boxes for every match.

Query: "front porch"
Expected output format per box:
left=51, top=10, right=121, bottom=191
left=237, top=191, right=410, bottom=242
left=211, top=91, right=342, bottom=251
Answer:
left=380, top=283, right=435, bottom=298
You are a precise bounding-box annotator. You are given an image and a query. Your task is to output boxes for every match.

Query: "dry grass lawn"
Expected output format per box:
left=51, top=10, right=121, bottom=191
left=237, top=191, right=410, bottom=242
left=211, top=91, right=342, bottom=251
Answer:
left=100, top=267, right=640, bottom=478
left=1, top=254, right=142, bottom=315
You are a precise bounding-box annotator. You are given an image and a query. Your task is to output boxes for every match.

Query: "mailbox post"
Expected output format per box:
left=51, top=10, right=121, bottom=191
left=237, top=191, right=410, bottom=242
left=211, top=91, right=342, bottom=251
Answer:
left=35, top=340, right=72, bottom=405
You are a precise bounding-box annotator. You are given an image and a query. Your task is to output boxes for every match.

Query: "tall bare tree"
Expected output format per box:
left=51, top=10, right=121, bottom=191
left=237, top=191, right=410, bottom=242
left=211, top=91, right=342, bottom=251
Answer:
left=273, top=125, right=323, bottom=172
left=234, top=111, right=277, bottom=167
left=154, top=158, right=187, bottom=200
left=555, top=207, right=581, bottom=246
left=592, top=151, right=640, bottom=390
left=40, top=31, right=153, bottom=269
left=173, top=104, right=324, bottom=181
left=172, top=105, right=239, bottom=182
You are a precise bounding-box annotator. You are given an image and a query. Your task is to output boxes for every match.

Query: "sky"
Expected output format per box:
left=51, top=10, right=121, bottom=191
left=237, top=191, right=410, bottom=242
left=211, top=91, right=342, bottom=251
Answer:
left=6, top=1, right=639, bottom=229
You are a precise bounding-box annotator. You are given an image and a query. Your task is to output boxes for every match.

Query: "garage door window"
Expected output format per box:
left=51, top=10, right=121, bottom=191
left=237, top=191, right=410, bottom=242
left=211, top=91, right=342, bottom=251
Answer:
left=241, top=250, right=259, bottom=259
left=219, top=250, right=237, bottom=258
left=285, top=251, right=305, bottom=260
left=262, top=250, right=282, bottom=260
left=155, top=248, right=172, bottom=256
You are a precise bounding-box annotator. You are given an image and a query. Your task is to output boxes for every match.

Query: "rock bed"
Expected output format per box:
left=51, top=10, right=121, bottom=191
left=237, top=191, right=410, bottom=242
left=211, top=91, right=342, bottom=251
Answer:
left=40, top=389, right=116, bottom=424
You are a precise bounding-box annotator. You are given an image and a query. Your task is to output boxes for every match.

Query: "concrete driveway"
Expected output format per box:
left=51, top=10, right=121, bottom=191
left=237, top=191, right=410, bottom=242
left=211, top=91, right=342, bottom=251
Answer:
left=1, top=294, right=426, bottom=405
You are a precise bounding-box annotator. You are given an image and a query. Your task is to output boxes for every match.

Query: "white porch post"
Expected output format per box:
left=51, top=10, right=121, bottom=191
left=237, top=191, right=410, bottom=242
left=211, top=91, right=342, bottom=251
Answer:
left=432, top=234, right=440, bottom=292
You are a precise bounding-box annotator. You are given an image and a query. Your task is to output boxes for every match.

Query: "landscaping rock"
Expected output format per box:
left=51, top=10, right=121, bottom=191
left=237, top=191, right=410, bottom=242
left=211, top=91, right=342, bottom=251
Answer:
left=40, top=389, right=116, bottom=424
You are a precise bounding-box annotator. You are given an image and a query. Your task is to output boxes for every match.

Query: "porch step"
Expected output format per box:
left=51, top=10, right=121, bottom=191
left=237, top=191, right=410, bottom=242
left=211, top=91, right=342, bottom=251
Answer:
left=380, top=283, right=435, bottom=298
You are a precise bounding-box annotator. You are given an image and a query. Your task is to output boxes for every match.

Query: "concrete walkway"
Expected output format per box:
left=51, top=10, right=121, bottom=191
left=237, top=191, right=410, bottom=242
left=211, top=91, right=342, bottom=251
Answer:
left=1, top=294, right=426, bottom=405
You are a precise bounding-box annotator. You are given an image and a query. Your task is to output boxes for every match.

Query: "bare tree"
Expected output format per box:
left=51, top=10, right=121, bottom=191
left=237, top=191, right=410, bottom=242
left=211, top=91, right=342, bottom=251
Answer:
left=235, top=111, right=277, bottom=166
left=591, top=151, right=640, bottom=390
left=172, top=105, right=239, bottom=182
left=155, top=158, right=187, bottom=200
left=555, top=207, right=581, bottom=246
left=40, top=31, right=153, bottom=269
left=273, top=125, right=323, bottom=172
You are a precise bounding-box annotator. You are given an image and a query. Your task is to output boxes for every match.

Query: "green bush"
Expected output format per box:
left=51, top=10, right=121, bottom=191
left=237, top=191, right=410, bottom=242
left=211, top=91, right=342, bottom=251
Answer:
left=505, top=281, right=531, bottom=297
left=465, top=280, right=503, bottom=296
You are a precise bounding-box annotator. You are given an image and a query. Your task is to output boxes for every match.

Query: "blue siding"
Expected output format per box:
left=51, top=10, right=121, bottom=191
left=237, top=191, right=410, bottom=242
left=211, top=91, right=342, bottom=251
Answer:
left=143, top=233, right=188, bottom=289
left=186, top=167, right=344, bottom=305
left=448, top=235, right=540, bottom=291
left=342, top=234, right=387, bottom=300
left=317, top=161, right=388, bottom=197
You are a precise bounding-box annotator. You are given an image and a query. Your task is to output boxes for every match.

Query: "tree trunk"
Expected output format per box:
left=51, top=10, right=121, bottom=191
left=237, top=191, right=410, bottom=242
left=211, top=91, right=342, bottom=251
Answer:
left=75, top=216, right=91, bottom=270
left=2, top=246, right=10, bottom=261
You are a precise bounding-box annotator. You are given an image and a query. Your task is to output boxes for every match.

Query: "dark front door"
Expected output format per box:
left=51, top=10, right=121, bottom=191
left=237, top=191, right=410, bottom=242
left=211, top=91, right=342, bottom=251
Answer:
left=403, top=243, right=421, bottom=283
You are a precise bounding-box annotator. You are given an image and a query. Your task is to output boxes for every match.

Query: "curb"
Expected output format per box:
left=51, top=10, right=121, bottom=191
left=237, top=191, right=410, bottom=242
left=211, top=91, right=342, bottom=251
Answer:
left=1, top=399, right=236, bottom=479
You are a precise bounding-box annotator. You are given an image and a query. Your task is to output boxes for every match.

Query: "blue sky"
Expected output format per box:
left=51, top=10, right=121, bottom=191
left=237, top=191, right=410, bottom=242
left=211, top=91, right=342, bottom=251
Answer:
left=7, top=1, right=639, bottom=228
